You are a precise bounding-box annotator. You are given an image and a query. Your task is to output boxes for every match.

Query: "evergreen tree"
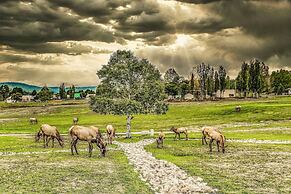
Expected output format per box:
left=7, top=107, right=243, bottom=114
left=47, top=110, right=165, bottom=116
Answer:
left=206, top=67, right=215, bottom=97
left=240, top=62, right=250, bottom=97
left=197, top=63, right=210, bottom=99
left=59, top=83, right=66, bottom=99
left=218, top=66, right=227, bottom=97
left=190, top=73, right=194, bottom=94
left=214, top=71, right=220, bottom=97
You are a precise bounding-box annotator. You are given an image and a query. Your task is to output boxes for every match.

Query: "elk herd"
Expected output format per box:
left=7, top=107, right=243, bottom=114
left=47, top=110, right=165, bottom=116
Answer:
left=158, top=126, right=226, bottom=153
left=34, top=117, right=114, bottom=157
left=33, top=117, right=227, bottom=158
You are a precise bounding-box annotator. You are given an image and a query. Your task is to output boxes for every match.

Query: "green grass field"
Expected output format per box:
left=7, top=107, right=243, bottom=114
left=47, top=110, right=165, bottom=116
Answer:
left=0, top=96, right=290, bottom=193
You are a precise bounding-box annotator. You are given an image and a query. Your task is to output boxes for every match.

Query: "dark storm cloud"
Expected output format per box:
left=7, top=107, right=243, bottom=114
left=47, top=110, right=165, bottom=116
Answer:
left=0, top=0, right=291, bottom=84
left=0, top=0, right=116, bottom=48
left=0, top=53, right=60, bottom=65
left=4, top=42, right=111, bottom=55
left=203, top=0, right=291, bottom=62
left=173, top=0, right=222, bottom=4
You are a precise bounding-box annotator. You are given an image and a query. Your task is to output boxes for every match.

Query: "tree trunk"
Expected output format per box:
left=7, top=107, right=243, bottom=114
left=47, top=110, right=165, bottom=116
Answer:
left=126, top=114, right=132, bottom=138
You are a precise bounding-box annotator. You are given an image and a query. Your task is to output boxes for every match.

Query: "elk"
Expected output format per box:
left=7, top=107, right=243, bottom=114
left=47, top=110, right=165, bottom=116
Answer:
left=209, top=130, right=226, bottom=153
left=156, top=131, right=165, bottom=148
left=170, top=127, right=188, bottom=140
left=69, top=125, right=106, bottom=157
left=201, top=126, right=222, bottom=145
left=30, top=117, right=38, bottom=124
left=106, top=125, right=115, bottom=144
left=73, top=117, right=78, bottom=125
left=202, top=127, right=226, bottom=153
left=36, top=124, right=64, bottom=148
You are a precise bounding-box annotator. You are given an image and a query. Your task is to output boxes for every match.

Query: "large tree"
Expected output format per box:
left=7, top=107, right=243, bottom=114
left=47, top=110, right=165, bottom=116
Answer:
left=91, top=50, right=168, bottom=138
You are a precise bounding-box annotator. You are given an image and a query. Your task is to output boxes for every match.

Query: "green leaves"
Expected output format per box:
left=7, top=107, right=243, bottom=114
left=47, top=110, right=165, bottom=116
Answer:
left=91, top=50, right=168, bottom=115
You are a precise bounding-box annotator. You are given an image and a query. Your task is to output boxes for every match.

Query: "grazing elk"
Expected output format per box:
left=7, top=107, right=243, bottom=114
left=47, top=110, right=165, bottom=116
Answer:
left=170, top=127, right=188, bottom=140
left=35, top=124, right=64, bottom=148
left=106, top=125, right=115, bottom=144
left=201, top=126, right=222, bottom=145
left=30, top=117, right=38, bottom=124
left=69, top=125, right=106, bottom=157
left=156, top=131, right=165, bottom=148
left=73, top=117, right=78, bottom=125
left=202, top=127, right=226, bottom=153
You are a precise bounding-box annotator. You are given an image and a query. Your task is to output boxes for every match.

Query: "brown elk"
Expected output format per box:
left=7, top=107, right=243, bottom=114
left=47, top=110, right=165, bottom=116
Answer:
left=170, top=127, right=188, bottom=140
left=106, top=125, right=115, bottom=144
left=201, top=126, right=222, bottom=145
left=156, top=131, right=165, bottom=148
left=202, top=127, right=226, bottom=153
left=69, top=125, right=106, bottom=157
left=35, top=124, right=64, bottom=148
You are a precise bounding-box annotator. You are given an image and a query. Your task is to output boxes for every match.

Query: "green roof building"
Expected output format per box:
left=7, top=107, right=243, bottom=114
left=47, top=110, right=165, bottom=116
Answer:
left=74, top=92, right=81, bottom=99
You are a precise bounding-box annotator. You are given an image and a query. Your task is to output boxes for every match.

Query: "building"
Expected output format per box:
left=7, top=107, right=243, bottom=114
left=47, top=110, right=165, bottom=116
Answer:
left=216, top=89, right=236, bottom=98
left=5, top=97, right=16, bottom=103
left=74, top=92, right=81, bottom=99
left=21, top=95, right=34, bottom=102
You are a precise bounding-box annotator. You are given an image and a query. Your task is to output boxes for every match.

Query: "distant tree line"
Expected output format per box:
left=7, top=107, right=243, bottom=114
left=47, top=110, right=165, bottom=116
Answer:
left=163, top=59, right=291, bottom=99
left=0, top=84, right=95, bottom=102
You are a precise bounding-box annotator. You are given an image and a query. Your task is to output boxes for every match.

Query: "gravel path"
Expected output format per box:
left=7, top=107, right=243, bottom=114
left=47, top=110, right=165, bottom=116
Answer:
left=115, top=139, right=216, bottom=194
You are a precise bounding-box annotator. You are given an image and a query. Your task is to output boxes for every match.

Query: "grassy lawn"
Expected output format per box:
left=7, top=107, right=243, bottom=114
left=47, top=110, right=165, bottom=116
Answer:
left=0, top=136, right=153, bottom=193
left=145, top=140, right=291, bottom=194
left=0, top=96, right=290, bottom=138
left=0, top=97, right=290, bottom=193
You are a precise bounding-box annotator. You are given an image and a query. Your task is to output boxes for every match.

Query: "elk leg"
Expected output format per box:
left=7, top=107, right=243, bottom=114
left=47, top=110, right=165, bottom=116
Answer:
left=45, top=136, right=49, bottom=148
left=57, top=137, right=63, bottom=148
left=178, top=133, right=181, bottom=140
left=185, top=132, right=188, bottom=140
left=74, top=139, right=79, bottom=155
left=216, top=141, right=220, bottom=152
left=174, top=133, right=177, bottom=140
left=88, top=141, right=93, bottom=157
left=52, top=137, right=55, bottom=148
left=203, top=133, right=208, bottom=145
left=43, top=135, right=46, bottom=148
left=209, top=139, right=214, bottom=152
left=70, top=138, right=75, bottom=155
left=46, top=137, right=51, bottom=148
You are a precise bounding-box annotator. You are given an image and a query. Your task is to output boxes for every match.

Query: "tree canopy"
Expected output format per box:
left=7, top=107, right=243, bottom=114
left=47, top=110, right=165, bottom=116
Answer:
left=90, top=50, right=168, bottom=137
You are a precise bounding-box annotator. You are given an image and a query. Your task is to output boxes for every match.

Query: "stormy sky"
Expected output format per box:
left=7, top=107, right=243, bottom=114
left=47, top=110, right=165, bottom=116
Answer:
left=0, top=0, right=291, bottom=86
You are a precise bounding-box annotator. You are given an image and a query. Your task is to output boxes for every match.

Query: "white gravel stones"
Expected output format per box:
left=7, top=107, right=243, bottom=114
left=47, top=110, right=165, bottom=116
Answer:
left=115, top=139, right=216, bottom=194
